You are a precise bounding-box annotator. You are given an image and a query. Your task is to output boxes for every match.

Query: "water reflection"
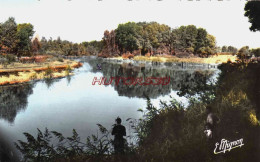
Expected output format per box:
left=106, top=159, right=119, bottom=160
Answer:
left=86, top=58, right=217, bottom=99
left=0, top=83, right=35, bottom=123
left=0, top=58, right=218, bottom=124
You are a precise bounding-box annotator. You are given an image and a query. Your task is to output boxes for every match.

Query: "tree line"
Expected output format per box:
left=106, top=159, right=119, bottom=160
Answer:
left=1, top=17, right=259, bottom=60
left=0, top=17, right=104, bottom=58
left=100, top=22, right=217, bottom=57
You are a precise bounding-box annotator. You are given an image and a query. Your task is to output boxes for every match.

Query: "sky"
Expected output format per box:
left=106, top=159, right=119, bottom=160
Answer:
left=0, top=0, right=259, bottom=48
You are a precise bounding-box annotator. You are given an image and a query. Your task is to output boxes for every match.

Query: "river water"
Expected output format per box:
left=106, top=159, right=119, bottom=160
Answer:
left=0, top=57, right=219, bottom=159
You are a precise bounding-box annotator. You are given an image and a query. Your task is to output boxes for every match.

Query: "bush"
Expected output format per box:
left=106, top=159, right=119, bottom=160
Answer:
left=58, top=58, right=64, bottom=62
left=44, top=66, right=53, bottom=78
left=65, top=65, right=72, bottom=75
left=5, top=54, right=16, bottom=64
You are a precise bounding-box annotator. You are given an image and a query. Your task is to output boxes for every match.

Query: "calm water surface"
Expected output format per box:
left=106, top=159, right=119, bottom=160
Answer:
left=0, top=57, right=219, bottom=157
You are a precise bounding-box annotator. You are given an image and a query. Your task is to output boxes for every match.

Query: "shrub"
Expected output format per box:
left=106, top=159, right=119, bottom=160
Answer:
left=58, top=58, right=64, bottom=62
left=5, top=54, right=16, bottom=64
left=44, top=66, right=53, bottom=78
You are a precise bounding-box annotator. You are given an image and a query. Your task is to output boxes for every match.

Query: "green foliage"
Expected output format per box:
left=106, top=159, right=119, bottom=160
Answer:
left=227, top=46, right=238, bottom=54
left=115, top=22, right=142, bottom=52
left=0, top=17, right=17, bottom=54
left=39, top=37, right=103, bottom=56
left=237, top=46, right=251, bottom=60
left=251, top=48, right=260, bottom=57
left=15, top=124, right=113, bottom=161
left=113, top=22, right=216, bottom=56
left=65, top=65, right=72, bottom=75
left=4, top=54, right=16, bottom=64
left=195, top=28, right=208, bottom=51
left=133, top=63, right=260, bottom=161
left=16, top=23, right=35, bottom=57
left=222, top=45, right=228, bottom=52
left=44, top=66, right=53, bottom=78
left=244, top=1, right=260, bottom=32
left=0, top=18, right=217, bottom=57
left=222, top=45, right=237, bottom=54
left=57, top=58, right=64, bottom=62
left=0, top=18, right=35, bottom=57
left=15, top=63, right=260, bottom=161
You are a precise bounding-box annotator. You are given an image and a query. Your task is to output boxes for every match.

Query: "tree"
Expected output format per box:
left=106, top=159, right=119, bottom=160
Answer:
left=16, top=23, right=34, bottom=57
left=237, top=46, right=250, bottom=60
left=0, top=17, right=18, bottom=54
left=142, top=22, right=170, bottom=49
left=222, top=46, right=227, bottom=52
left=251, top=48, right=260, bottom=57
left=195, top=28, right=208, bottom=52
left=101, top=30, right=119, bottom=56
left=185, top=25, right=198, bottom=49
left=244, top=1, right=260, bottom=32
left=40, top=37, right=48, bottom=53
left=227, top=46, right=238, bottom=54
left=115, top=22, right=142, bottom=53
left=31, top=37, right=41, bottom=55
left=61, top=41, right=72, bottom=56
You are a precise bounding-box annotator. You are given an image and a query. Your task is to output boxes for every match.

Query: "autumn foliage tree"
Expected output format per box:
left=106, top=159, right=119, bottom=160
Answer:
left=99, top=30, right=119, bottom=57
left=31, top=37, right=41, bottom=55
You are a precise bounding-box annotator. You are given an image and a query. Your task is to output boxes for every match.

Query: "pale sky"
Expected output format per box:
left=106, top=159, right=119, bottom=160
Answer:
left=0, top=0, right=259, bottom=48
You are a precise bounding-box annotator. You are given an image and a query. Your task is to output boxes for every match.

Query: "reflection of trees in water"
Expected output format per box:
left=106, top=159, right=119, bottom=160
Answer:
left=177, top=70, right=217, bottom=103
left=44, top=78, right=60, bottom=89
left=0, top=77, right=63, bottom=123
left=87, top=59, right=216, bottom=99
left=0, top=83, right=35, bottom=123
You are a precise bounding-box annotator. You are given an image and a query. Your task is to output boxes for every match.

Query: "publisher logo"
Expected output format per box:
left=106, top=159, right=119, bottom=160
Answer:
left=214, top=138, right=244, bottom=154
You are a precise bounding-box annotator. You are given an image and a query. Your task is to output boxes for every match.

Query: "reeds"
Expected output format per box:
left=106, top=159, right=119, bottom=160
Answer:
left=132, top=55, right=237, bottom=64
left=0, top=61, right=82, bottom=85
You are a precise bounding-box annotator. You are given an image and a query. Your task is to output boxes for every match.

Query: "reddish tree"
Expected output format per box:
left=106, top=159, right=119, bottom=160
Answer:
left=99, top=30, right=119, bottom=57
left=31, top=38, right=41, bottom=55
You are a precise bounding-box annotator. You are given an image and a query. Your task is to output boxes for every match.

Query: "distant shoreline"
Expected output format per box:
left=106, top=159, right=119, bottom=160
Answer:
left=108, top=55, right=237, bottom=64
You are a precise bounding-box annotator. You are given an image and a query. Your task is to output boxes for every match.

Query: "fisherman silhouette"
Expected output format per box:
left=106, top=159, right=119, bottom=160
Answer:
left=112, top=117, right=126, bottom=154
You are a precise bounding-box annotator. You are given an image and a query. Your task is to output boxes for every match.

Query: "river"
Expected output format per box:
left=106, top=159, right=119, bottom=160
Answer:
left=0, top=57, right=219, bottom=160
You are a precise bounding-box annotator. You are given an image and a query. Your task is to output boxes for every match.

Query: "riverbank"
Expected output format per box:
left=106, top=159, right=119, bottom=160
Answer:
left=110, top=55, right=237, bottom=64
left=0, top=59, right=82, bottom=86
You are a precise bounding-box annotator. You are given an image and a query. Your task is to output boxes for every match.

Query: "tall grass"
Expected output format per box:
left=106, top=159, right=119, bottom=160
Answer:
left=131, top=55, right=237, bottom=64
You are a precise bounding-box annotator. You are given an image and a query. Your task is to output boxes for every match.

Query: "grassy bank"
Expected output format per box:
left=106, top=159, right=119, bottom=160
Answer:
left=113, top=55, right=237, bottom=64
left=0, top=60, right=82, bottom=85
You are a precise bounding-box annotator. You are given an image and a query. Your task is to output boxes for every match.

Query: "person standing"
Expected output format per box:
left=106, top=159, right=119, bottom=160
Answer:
left=112, top=117, right=126, bottom=154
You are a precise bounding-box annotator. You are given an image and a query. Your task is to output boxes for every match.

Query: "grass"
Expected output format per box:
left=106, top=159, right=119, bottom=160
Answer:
left=114, top=55, right=238, bottom=64
left=0, top=60, right=82, bottom=85
left=0, top=70, right=73, bottom=86
left=0, top=59, right=81, bottom=73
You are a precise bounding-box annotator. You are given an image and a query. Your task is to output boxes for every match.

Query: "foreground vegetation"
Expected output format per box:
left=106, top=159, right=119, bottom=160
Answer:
left=14, top=61, right=260, bottom=162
